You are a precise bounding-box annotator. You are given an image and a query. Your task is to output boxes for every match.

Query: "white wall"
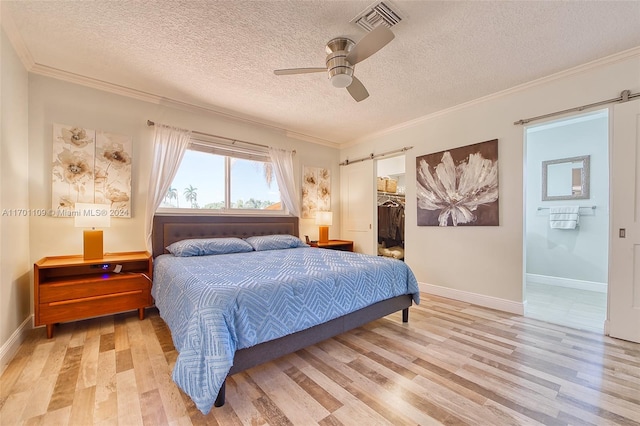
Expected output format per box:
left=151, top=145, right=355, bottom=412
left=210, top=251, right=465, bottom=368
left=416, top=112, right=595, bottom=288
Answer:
left=4, top=35, right=640, bottom=353
left=341, top=52, right=640, bottom=310
left=377, top=155, right=406, bottom=191
left=377, top=155, right=405, bottom=177
left=526, top=113, right=609, bottom=284
left=27, top=75, right=340, bottom=265
left=0, top=28, right=31, bottom=366
left=0, top=62, right=341, bottom=354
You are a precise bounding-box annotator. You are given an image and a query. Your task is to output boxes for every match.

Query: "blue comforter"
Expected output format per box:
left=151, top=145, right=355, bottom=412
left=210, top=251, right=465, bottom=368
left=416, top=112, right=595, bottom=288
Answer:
left=152, top=247, right=419, bottom=413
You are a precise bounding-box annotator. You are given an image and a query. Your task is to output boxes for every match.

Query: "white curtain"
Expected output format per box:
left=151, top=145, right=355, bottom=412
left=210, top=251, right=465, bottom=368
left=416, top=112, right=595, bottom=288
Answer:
left=269, top=147, right=300, bottom=217
left=144, top=123, right=192, bottom=250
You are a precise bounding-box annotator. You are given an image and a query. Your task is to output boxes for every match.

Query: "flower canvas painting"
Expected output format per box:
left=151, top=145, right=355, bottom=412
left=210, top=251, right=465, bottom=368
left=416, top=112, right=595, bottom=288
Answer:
left=416, top=139, right=499, bottom=226
left=95, top=130, right=132, bottom=213
left=301, top=166, right=330, bottom=219
left=52, top=124, right=132, bottom=217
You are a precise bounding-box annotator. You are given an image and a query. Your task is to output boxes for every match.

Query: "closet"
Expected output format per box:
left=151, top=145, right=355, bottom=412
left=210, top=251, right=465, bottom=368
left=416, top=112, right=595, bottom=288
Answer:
left=376, top=156, right=405, bottom=260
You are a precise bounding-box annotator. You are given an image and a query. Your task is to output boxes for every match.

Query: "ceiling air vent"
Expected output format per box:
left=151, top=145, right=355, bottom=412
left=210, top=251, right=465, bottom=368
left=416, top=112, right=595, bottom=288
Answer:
left=351, top=1, right=403, bottom=31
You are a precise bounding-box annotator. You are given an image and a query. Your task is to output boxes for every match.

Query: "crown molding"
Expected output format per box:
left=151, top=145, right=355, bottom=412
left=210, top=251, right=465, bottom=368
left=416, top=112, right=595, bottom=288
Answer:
left=344, top=45, right=640, bottom=149
left=30, top=63, right=165, bottom=104
left=2, top=12, right=340, bottom=149
left=285, top=131, right=339, bottom=148
left=5, top=8, right=638, bottom=151
left=158, top=97, right=338, bottom=148
left=1, top=5, right=35, bottom=70
left=30, top=63, right=341, bottom=147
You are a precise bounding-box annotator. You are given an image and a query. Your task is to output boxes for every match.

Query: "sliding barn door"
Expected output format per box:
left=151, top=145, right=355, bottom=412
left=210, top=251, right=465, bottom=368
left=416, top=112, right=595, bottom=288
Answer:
left=340, top=161, right=375, bottom=254
left=609, top=99, right=640, bottom=343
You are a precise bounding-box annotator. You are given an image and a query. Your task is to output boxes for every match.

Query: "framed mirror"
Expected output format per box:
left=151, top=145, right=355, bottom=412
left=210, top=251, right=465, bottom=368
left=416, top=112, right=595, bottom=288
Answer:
left=542, top=155, right=590, bottom=201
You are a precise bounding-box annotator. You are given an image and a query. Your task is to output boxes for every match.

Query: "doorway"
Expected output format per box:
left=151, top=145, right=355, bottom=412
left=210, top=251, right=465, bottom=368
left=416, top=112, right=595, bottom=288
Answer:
left=524, top=110, right=609, bottom=333
left=376, top=156, right=405, bottom=260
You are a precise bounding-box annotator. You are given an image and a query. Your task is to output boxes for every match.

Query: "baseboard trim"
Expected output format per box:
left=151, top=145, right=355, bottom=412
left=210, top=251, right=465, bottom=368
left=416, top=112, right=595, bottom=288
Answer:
left=419, top=282, right=525, bottom=315
left=526, top=273, right=607, bottom=293
left=0, top=315, right=33, bottom=375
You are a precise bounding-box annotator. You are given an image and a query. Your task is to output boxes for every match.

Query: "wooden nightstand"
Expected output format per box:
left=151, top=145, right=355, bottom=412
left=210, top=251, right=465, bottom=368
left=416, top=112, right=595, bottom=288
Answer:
left=310, top=240, right=354, bottom=252
left=34, top=251, right=152, bottom=338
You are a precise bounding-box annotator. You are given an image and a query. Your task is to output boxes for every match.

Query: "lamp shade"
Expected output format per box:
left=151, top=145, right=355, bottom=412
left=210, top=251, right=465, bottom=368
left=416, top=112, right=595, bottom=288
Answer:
left=315, top=211, right=333, bottom=226
left=74, top=203, right=111, bottom=228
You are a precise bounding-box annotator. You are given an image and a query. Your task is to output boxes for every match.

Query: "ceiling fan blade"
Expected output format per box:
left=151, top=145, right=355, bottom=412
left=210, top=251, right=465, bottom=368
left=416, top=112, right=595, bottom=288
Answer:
left=346, top=25, right=395, bottom=65
left=274, top=67, right=326, bottom=75
left=346, top=76, right=369, bottom=102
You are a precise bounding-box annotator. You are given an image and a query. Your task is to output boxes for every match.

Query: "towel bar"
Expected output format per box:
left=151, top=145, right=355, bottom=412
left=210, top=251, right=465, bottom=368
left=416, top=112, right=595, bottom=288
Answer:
left=537, top=206, right=596, bottom=211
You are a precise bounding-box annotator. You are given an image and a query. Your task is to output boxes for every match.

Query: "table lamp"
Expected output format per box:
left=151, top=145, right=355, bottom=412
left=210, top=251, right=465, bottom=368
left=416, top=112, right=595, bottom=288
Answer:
left=74, top=203, right=111, bottom=260
left=315, top=211, right=333, bottom=244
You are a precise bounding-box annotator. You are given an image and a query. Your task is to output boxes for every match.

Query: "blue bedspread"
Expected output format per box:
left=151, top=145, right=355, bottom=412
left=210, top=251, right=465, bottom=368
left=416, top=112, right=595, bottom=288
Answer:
left=152, top=247, right=419, bottom=413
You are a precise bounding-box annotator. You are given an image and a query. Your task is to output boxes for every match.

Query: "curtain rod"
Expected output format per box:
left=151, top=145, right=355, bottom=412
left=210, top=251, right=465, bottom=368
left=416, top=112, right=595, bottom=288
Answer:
left=514, top=90, right=639, bottom=125
left=339, top=146, right=413, bottom=166
left=147, top=120, right=269, bottom=150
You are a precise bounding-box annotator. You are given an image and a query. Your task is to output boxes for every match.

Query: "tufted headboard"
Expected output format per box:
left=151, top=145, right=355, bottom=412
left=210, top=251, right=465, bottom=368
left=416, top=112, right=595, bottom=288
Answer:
left=151, top=215, right=299, bottom=258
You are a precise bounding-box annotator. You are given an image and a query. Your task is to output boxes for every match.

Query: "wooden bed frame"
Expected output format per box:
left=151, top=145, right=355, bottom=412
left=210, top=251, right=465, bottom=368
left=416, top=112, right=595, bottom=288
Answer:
left=152, top=215, right=413, bottom=407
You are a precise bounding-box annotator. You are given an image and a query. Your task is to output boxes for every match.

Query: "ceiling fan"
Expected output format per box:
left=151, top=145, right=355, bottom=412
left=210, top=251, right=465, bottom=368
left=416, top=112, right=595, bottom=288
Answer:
left=273, top=25, right=395, bottom=102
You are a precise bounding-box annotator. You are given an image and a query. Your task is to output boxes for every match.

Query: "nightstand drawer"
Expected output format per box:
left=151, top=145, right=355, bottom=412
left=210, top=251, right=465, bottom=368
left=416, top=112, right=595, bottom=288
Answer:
left=35, top=251, right=152, bottom=338
left=38, top=289, right=151, bottom=324
left=39, top=273, right=150, bottom=303
left=310, top=240, right=354, bottom=252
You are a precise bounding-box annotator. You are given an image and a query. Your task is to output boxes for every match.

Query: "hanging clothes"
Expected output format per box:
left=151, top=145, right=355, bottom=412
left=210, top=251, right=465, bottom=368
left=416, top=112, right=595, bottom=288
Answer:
left=377, top=190, right=405, bottom=256
left=378, top=205, right=404, bottom=242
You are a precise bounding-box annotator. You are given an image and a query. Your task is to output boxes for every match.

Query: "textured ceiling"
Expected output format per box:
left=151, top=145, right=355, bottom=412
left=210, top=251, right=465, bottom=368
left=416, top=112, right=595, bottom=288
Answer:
left=3, top=1, right=640, bottom=144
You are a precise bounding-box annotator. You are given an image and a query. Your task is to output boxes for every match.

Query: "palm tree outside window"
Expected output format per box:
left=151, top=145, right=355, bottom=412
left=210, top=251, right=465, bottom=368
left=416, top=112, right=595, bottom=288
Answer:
left=156, top=143, right=282, bottom=213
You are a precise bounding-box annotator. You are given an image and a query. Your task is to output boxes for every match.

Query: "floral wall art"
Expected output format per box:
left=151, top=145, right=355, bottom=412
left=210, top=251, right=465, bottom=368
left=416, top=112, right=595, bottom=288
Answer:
left=301, top=166, right=330, bottom=219
left=52, top=124, right=132, bottom=217
left=416, top=139, right=499, bottom=226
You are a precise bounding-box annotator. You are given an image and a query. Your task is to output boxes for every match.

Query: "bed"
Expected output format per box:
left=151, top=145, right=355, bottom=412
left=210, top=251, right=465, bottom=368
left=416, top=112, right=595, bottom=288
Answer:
left=151, top=215, right=419, bottom=414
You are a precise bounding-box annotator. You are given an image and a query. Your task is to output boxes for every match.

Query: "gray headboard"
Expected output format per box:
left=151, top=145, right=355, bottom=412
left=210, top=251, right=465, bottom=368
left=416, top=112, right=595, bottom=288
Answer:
left=152, top=215, right=299, bottom=258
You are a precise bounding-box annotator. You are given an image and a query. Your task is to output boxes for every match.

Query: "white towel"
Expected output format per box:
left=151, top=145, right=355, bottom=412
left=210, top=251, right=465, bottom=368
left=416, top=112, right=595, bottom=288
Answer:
left=549, top=206, right=579, bottom=229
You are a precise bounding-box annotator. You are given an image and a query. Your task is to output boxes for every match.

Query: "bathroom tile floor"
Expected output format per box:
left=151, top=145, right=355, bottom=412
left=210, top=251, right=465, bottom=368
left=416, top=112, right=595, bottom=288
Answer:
left=525, top=281, right=607, bottom=333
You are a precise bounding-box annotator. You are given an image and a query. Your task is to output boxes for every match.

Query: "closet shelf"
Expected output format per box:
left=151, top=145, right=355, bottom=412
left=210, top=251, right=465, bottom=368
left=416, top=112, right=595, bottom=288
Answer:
left=377, top=191, right=405, bottom=197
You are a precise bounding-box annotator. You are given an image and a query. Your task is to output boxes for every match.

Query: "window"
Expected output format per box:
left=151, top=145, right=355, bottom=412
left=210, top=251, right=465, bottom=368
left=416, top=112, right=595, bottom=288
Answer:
left=158, top=140, right=281, bottom=213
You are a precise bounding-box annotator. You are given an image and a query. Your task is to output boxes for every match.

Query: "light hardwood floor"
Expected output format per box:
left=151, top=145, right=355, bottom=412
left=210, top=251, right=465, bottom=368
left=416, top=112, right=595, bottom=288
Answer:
left=526, top=282, right=607, bottom=333
left=1, top=293, right=639, bottom=425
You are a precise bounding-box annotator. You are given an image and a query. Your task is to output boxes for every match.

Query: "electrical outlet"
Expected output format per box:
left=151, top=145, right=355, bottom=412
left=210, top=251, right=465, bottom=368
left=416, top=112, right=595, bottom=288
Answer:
left=90, top=264, right=111, bottom=269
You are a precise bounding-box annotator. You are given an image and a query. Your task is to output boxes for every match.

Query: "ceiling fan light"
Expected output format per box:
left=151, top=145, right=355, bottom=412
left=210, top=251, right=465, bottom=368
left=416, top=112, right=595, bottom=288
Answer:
left=330, top=74, right=353, bottom=88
